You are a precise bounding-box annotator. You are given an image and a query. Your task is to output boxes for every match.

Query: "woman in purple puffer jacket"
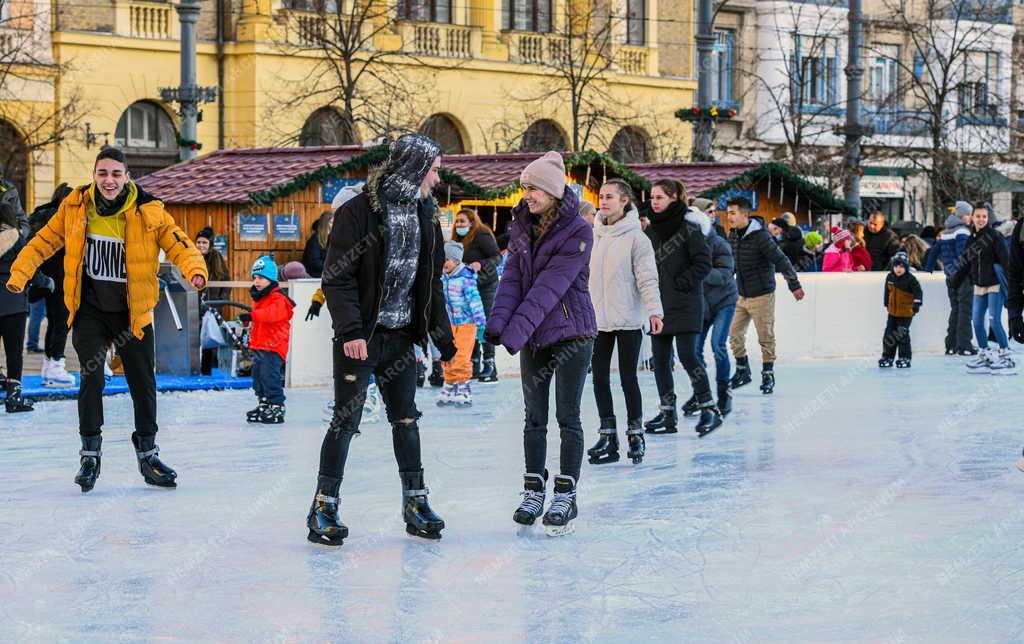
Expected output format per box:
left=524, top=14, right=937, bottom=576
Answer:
left=485, top=151, right=597, bottom=536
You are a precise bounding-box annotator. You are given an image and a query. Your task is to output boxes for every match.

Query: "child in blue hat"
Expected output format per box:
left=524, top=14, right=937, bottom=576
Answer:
left=244, top=255, right=295, bottom=423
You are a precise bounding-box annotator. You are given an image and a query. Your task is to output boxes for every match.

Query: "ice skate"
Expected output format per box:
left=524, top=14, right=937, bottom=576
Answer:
left=542, top=475, right=577, bottom=537
left=256, top=403, right=285, bottom=424
left=477, top=358, right=498, bottom=383
left=957, top=347, right=978, bottom=356
left=587, top=417, right=619, bottom=464
left=644, top=405, right=678, bottom=435
left=966, top=349, right=992, bottom=374
left=730, top=357, right=752, bottom=389
left=989, top=349, right=1017, bottom=376
left=307, top=476, right=348, bottom=546
left=132, top=433, right=177, bottom=488
left=695, top=402, right=723, bottom=437
left=427, top=360, right=444, bottom=387
left=626, top=420, right=645, bottom=464
left=716, top=382, right=732, bottom=417
left=74, top=436, right=102, bottom=493
left=760, top=362, right=775, bottom=395
left=513, top=471, right=547, bottom=526
left=401, top=470, right=444, bottom=539
left=452, top=382, right=473, bottom=407
left=4, top=379, right=33, bottom=413
left=246, top=397, right=268, bottom=422
left=878, top=357, right=894, bottom=368
left=436, top=383, right=455, bottom=406
left=680, top=394, right=700, bottom=417
left=42, top=358, right=76, bottom=388
left=895, top=358, right=911, bottom=369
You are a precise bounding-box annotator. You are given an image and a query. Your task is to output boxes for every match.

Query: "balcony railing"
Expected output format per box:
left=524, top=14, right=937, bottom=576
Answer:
left=865, top=108, right=930, bottom=136
left=505, top=32, right=569, bottom=65
left=615, top=45, right=651, bottom=75
left=129, top=2, right=172, bottom=39
left=398, top=22, right=479, bottom=59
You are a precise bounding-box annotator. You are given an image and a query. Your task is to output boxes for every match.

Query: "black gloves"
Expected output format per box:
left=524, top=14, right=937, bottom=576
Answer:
left=238, top=312, right=252, bottom=325
left=305, top=300, right=322, bottom=321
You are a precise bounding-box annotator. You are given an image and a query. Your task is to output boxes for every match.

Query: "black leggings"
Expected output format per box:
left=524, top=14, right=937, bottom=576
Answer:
left=43, top=289, right=69, bottom=360
left=650, top=332, right=712, bottom=407
left=591, top=329, right=644, bottom=423
left=0, top=312, right=28, bottom=381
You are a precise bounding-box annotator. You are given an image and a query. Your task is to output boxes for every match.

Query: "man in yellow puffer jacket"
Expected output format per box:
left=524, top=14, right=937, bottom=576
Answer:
left=5, top=148, right=208, bottom=493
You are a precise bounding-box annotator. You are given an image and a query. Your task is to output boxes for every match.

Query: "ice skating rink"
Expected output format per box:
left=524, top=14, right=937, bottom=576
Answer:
left=3, top=355, right=1023, bottom=642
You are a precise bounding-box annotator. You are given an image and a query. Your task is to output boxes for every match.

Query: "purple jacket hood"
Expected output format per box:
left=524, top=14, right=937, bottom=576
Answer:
left=486, top=189, right=597, bottom=353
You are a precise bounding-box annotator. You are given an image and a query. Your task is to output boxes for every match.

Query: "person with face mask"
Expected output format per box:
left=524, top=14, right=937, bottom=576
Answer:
left=310, top=134, right=457, bottom=546
left=451, top=208, right=501, bottom=382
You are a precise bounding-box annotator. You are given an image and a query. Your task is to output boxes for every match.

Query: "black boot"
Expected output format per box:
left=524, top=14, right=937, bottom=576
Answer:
left=760, top=362, right=775, bottom=395
left=416, top=360, right=426, bottom=388
left=74, top=435, right=102, bottom=493
left=477, top=358, right=498, bottom=383
left=680, top=395, right=700, bottom=417
left=587, top=417, right=619, bottom=464
left=716, top=381, right=732, bottom=417
left=132, top=433, right=177, bottom=488
left=246, top=397, right=268, bottom=423
left=307, top=475, right=348, bottom=546
left=401, top=469, right=444, bottom=539
left=256, top=403, right=285, bottom=424
left=542, top=475, right=578, bottom=537
left=4, top=379, right=34, bottom=413
left=428, top=360, right=444, bottom=387
left=644, top=405, right=678, bottom=435
left=513, top=470, right=547, bottom=525
left=695, top=401, right=723, bottom=437
left=730, top=357, right=752, bottom=389
left=626, top=420, right=645, bottom=464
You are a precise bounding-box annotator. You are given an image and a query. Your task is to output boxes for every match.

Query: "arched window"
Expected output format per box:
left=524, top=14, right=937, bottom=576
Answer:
left=520, top=119, right=566, bottom=152
left=300, top=107, right=356, bottom=147
left=113, top=101, right=179, bottom=177
left=608, top=126, right=651, bottom=163
left=419, top=113, right=465, bottom=154
left=0, top=119, right=28, bottom=204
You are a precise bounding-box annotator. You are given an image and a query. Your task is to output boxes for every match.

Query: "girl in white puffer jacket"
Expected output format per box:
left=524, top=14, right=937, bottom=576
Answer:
left=586, top=179, right=663, bottom=466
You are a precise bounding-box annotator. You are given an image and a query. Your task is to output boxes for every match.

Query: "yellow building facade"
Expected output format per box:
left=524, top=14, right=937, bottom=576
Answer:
left=8, top=0, right=697, bottom=210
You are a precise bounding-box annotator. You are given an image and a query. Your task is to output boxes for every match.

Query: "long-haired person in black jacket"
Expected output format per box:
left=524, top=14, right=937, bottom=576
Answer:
left=27, top=182, right=74, bottom=387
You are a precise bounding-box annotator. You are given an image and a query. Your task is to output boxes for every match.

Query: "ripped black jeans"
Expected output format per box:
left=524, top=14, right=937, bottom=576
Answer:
left=318, top=328, right=422, bottom=480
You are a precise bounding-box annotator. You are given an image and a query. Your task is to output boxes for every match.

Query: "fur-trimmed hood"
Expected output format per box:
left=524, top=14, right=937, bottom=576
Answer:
left=0, top=225, right=18, bottom=257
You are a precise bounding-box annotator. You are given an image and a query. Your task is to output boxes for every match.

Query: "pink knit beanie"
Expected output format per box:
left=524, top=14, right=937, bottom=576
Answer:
left=520, top=151, right=567, bottom=199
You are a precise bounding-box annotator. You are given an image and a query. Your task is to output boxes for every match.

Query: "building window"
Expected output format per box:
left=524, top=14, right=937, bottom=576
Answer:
left=300, top=107, right=355, bottom=146
left=502, top=0, right=551, bottom=33
left=520, top=119, right=566, bottom=151
left=709, top=30, right=734, bottom=105
left=626, top=0, right=644, bottom=46
left=869, top=44, right=900, bottom=110
left=419, top=114, right=465, bottom=154
left=115, top=101, right=177, bottom=149
left=608, top=126, right=650, bottom=163
left=789, top=35, right=840, bottom=108
left=286, top=0, right=338, bottom=12
left=958, top=51, right=1000, bottom=121
left=398, top=0, right=451, bottom=23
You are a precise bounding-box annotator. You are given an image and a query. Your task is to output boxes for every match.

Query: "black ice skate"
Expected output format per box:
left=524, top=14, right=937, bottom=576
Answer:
left=730, top=357, right=752, bottom=389
left=716, top=381, right=732, bottom=417
left=478, top=358, right=498, bottom=383
left=428, top=360, right=444, bottom=387
left=246, top=397, right=268, bottom=422
left=4, top=379, right=34, bottom=413
left=895, top=358, right=911, bottom=369
left=513, top=471, right=547, bottom=526
left=626, top=420, right=645, bottom=464
left=256, top=403, right=285, bottom=424
left=878, top=357, right=894, bottom=368
left=132, top=433, right=177, bottom=488
left=680, top=395, right=700, bottom=417
left=695, top=402, right=723, bottom=437
left=307, top=476, right=348, bottom=546
left=401, top=470, right=445, bottom=539
left=416, top=360, right=426, bottom=388
left=760, top=363, right=775, bottom=395
left=74, top=435, right=102, bottom=493
left=542, top=475, right=578, bottom=537
left=644, top=405, right=678, bottom=435
left=587, top=417, right=619, bottom=464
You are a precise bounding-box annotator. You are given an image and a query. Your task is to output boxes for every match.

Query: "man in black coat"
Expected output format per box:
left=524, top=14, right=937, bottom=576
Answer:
left=308, top=133, right=457, bottom=547
left=726, top=196, right=804, bottom=395
left=865, top=212, right=901, bottom=271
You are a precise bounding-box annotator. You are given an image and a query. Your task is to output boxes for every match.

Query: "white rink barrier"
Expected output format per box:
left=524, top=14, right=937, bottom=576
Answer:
left=288, top=272, right=992, bottom=387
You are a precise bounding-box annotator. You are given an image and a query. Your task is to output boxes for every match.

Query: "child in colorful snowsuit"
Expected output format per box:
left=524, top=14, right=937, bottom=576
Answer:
left=439, top=241, right=485, bottom=406
left=245, top=255, right=295, bottom=423
left=879, top=253, right=922, bottom=369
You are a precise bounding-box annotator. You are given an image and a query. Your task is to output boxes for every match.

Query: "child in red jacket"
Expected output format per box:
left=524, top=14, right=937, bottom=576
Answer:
left=243, top=255, right=295, bottom=424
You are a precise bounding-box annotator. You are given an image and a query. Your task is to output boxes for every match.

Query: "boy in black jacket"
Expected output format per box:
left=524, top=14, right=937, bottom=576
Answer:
left=879, top=253, right=922, bottom=369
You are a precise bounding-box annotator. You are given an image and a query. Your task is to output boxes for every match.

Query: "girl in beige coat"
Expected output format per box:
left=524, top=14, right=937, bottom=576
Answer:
left=587, top=179, right=663, bottom=466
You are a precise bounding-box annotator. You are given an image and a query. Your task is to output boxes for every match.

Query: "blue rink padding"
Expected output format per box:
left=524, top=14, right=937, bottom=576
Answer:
left=1, top=368, right=252, bottom=400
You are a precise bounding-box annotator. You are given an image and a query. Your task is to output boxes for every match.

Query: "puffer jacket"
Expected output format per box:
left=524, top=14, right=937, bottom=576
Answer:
left=730, top=217, right=801, bottom=298
left=646, top=201, right=710, bottom=335
left=865, top=222, right=901, bottom=272
left=851, top=244, right=873, bottom=271
left=685, top=209, right=737, bottom=321
left=249, top=285, right=295, bottom=361
left=589, top=205, right=662, bottom=331
left=923, top=218, right=969, bottom=277
left=487, top=188, right=597, bottom=353
left=779, top=225, right=806, bottom=269
left=952, top=223, right=1009, bottom=289
left=6, top=183, right=208, bottom=339
left=442, top=264, right=486, bottom=326
left=885, top=271, right=923, bottom=318
left=822, top=244, right=853, bottom=272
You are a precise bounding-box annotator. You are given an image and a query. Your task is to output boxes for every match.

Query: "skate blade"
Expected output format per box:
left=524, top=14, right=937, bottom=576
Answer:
left=697, top=424, right=721, bottom=438
left=645, top=427, right=678, bottom=435
left=43, top=381, right=76, bottom=388
left=144, top=478, right=177, bottom=489
left=308, top=530, right=345, bottom=547
left=405, top=524, right=443, bottom=540
left=630, top=455, right=643, bottom=465
left=587, top=454, right=620, bottom=465
left=544, top=522, right=575, bottom=537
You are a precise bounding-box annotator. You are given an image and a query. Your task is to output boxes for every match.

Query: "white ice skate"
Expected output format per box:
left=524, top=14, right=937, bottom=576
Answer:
left=966, top=349, right=992, bottom=374
left=42, top=358, right=76, bottom=388
left=436, top=383, right=455, bottom=406
left=989, top=349, right=1018, bottom=376
left=320, top=382, right=382, bottom=423
left=452, top=382, right=473, bottom=407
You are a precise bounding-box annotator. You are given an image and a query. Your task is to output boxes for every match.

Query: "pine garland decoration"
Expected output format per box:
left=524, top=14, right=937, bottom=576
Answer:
left=247, top=145, right=390, bottom=206
left=698, top=161, right=855, bottom=216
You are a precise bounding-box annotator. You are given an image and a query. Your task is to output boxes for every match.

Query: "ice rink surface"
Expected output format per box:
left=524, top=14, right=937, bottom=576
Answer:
left=3, top=355, right=1024, bottom=642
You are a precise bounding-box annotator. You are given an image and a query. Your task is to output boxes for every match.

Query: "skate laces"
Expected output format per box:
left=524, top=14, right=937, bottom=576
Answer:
left=547, top=488, right=576, bottom=517
left=518, top=489, right=545, bottom=516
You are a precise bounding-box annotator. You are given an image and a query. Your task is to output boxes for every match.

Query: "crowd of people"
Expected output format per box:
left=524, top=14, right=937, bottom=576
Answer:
left=5, top=136, right=1024, bottom=546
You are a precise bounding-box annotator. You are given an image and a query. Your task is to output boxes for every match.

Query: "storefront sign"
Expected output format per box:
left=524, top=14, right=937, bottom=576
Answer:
left=322, top=177, right=364, bottom=204
left=273, top=214, right=301, bottom=241
left=437, top=208, right=455, bottom=237
left=239, top=213, right=268, bottom=242
left=213, top=235, right=228, bottom=256
left=716, top=189, right=758, bottom=211
left=860, top=176, right=905, bottom=198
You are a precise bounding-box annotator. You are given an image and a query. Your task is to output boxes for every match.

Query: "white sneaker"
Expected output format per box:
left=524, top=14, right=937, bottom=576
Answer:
left=966, top=349, right=992, bottom=373
left=989, top=349, right=1018, bottom=376
left=43, top=357, right=76, bottom=387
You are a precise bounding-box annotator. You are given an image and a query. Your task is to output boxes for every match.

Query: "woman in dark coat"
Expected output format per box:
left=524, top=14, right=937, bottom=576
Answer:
left=302, top=211, right=332, bottom=278
left=641, top=179, right=721, bottom=437
left=195, top=227, right=230, bottom=375
left=27, top=182, right=74, bottom=387
left=0, top=179, right=34, bottom=412
left=452, top=208, right=501, bottom=382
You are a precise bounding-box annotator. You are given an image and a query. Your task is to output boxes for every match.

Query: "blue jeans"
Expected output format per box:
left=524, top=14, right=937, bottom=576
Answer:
left=26, top=299, right=45, bottom=349
left=972, top=291, right=1008, bottom=350
left=699, top=305, right=736, bottom=384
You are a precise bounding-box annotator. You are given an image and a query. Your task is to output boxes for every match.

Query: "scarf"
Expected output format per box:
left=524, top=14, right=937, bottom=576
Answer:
left=251, top=282, right=278, bottom=301
left=648, top=200, right=686, bottom=242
